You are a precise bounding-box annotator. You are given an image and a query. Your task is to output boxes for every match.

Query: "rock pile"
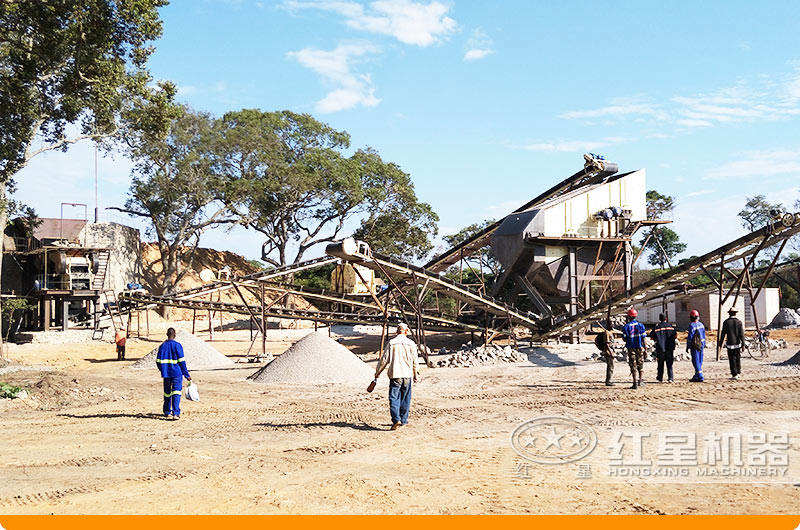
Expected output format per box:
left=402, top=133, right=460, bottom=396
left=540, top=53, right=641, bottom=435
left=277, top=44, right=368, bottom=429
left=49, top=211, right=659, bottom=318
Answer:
left=248, top=331, right=374, bottom=385
left=768, top=308, right=800, bottom=329
left=131, top=330, right=235, bottom=371
left=434, top=343, right=528, bottom=368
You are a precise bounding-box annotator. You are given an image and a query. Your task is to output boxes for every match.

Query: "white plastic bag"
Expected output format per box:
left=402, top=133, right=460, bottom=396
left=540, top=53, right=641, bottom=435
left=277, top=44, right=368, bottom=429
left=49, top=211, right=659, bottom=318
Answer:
left=185, top=381, right=200, bottom=402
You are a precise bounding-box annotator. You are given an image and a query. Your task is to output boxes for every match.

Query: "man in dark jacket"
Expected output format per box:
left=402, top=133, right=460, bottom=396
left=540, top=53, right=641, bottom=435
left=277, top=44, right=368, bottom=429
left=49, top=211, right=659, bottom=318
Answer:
left=650, top=313, right=677, bottom=383
left=719, top=308, right=745, bottom=379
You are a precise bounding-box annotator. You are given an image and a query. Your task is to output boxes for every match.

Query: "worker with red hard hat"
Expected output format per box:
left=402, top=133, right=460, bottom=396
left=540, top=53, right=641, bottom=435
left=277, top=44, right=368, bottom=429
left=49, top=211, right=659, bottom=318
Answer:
left=622, top=307, right=647, bottom=389
left=686, top=309, right=707, bottom=382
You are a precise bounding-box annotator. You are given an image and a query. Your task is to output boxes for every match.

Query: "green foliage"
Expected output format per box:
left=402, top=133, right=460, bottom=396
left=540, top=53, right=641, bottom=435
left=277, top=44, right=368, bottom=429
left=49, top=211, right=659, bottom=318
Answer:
left=246, top=259, right=267, bottom=271
left=353, top=201, right=438, bottom=261
left=0, top=382, right=23, bottom=399
left=738, top=195, right=784, bottom=232
left=212, top=109, right=438, bottom=266
left=442, top=219, right=500, bottom=276
left=640, top=191, right=684, bottom=269
left=645, top=190, right=674, bottom=220
left=2, top=297, right=33, bottom=320
left=640, top=227, right=687, bottom=269
left=111, top=106, right=234, bottom=294
left=0, top=0, right=171, bottom=182
left=293, top=263, right=335, bottom=291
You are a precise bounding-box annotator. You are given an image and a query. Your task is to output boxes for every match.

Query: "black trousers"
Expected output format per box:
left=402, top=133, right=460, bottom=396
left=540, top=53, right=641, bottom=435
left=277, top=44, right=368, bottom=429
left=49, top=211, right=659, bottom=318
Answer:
left=656, top=349, right=674, bottom=381
left=727, top=347, right=742, bottom=376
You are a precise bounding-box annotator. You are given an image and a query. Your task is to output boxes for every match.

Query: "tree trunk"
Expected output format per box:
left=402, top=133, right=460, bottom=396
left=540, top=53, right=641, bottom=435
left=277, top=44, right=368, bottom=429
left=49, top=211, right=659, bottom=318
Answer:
left=0, top=186, right=6, bottom=356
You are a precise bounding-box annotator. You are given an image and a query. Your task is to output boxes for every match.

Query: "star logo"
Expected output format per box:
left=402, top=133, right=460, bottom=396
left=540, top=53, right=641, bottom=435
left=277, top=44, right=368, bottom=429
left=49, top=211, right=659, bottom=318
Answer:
left=511, top=416, right=598, bottom=464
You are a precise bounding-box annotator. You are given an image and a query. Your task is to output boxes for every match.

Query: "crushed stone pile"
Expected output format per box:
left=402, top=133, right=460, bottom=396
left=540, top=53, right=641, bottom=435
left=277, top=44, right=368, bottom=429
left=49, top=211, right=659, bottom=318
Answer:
left=248, top=331, right=373, bottom=385
left=768, top=308, right=800, bottom=329
left=435, top=343, right=528, bottom=368
left=779, top=350, right=800, bottom=365
left=131, top=330, right=235, bottom=370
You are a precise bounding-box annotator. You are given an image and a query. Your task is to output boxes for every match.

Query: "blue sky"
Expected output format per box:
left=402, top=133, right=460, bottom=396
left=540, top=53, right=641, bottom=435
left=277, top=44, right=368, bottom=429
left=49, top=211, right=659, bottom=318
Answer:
left=15, top=0, right=800, bottom=263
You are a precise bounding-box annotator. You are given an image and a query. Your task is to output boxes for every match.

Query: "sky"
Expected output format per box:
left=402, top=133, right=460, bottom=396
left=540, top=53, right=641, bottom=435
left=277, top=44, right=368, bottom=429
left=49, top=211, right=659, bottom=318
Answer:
left=13, top=0, right=800, bottom=264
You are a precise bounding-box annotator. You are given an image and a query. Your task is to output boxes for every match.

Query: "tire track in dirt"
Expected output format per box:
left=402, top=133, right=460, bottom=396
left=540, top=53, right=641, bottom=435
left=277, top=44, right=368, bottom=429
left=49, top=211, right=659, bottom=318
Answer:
left=3, top=456, right=121, bottom=469
left=0, top=469, right=196, bottom=507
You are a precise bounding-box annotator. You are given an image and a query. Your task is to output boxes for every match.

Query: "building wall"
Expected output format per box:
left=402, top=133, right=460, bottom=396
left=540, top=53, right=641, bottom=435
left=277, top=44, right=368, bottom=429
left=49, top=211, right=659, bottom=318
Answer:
left=744, top=288, right=780, bottom=327
left=81, top=222, right=141, bottom=293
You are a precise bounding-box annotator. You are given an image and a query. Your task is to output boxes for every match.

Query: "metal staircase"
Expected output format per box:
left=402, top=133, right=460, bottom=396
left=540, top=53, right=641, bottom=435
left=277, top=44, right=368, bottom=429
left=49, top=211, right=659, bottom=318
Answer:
left=91, top=251, right=110, bottom=291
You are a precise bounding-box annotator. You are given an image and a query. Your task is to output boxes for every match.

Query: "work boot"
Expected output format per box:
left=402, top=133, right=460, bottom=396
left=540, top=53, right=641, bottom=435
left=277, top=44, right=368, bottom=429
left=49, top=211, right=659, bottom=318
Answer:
left=390, top=422, right=401, bottom=431
left=638, top=371, right=644, bottom=386
left=630, top=377, right=638, bottom=389
left=605, top=381, right=614, bottom=386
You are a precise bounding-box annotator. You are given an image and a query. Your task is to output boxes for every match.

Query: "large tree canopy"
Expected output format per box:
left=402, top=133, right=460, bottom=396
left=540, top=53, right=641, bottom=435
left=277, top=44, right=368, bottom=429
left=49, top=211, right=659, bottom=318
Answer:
left=0, top=0, right=171, bottom=183
left=110, top=105, right=234, bottom=296
left=213, top=109, right=438, bottom=266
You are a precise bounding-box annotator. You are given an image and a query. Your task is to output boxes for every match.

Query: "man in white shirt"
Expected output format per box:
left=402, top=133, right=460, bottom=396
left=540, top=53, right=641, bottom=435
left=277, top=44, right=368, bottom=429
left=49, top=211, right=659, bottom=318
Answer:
left=374, top=322, right=419, bottom=430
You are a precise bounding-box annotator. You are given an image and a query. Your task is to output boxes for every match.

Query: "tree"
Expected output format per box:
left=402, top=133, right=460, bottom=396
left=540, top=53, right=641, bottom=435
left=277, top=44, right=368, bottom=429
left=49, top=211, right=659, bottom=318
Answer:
left=640, top=190, right=685, bottom=268
left=0, top=0, right=171, bottom=184
left=738, top=195, right=785, bottom=232
left=640, top=227, right=687, bottom=269
left=442, top=220, right=500, bottom=277
left=1, top=0, right=171, bottom=338
left=352, top=203, right=438, bottom=261
left=214, top=109, right=438, bottom=266
left=645, top=189, right=674, bottom=220
left=110, top=106, right=234, bottom=296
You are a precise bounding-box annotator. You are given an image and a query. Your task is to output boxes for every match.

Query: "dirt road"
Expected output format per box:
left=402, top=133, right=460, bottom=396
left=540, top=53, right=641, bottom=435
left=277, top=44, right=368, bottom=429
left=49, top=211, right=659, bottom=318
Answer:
left=2, top=331, right=800, bottom=514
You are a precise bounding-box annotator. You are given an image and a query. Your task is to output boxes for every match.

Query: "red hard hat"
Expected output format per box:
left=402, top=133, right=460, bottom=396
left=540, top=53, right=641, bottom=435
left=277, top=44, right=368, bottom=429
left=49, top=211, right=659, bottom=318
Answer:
left=690, top=309, right=700, bottom=317
left=627, top=308, right=638, bottom=317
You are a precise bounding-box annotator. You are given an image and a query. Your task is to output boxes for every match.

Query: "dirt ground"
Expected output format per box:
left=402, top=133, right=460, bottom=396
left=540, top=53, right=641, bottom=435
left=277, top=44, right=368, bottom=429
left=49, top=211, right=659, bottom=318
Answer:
left=2, top=324, right=800, bottom=514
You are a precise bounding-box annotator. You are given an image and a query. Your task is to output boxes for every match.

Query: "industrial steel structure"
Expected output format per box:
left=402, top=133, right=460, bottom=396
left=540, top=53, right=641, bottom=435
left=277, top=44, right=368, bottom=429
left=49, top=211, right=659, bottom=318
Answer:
left=112, top=155, right=800, bottom=358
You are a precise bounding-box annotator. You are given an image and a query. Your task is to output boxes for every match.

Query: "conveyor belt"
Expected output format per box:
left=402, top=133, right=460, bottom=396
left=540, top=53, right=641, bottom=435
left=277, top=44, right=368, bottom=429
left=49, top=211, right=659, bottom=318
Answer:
left=166, top=256, right=338, bottom=300
left=535, top=216, right=800, bottom=339
left=330, top=249, right=542, bottom=329
left=119, top=291, right=489, bottom=333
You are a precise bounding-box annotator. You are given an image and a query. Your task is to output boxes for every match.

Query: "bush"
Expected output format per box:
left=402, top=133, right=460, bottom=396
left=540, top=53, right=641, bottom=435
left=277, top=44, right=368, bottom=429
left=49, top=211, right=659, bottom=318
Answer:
left=0, top=382, right=23, bottom=399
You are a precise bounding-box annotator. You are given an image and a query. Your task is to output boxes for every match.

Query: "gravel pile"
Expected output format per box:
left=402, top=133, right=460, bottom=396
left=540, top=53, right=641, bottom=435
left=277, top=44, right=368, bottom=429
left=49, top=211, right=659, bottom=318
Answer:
left=131, top=330, right=235, bottom=371
left=248, top=331, right=373, bottom=385
left=768, top=308, right=800, bottom=329
left=434, top=343, right=528, bottom=368
left=779, top=350, right=800, bottom=365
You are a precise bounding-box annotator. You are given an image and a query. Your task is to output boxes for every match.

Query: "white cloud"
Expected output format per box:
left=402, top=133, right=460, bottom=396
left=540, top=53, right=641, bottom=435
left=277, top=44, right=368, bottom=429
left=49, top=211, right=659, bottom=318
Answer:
left=464, top=48, right=492, bottom=61
left=517, top=136, right=627, bottom=153
left=463, top=28, right=493, bottom=62
left=684, top=189, right=716, bottom=198
left=560, top=65, right=800, bottom=132
left=559, top=97, right=668, bottom=121
left=287, top=42, right=381, bottom=113
left=285, top=0, right=457, bottom=46
left=704, top=149, right=800, bottom=180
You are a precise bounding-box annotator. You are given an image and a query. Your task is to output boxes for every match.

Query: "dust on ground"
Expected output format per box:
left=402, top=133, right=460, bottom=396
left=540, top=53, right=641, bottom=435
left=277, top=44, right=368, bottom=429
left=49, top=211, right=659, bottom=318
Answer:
left=2, top=324, right=800, bottom=514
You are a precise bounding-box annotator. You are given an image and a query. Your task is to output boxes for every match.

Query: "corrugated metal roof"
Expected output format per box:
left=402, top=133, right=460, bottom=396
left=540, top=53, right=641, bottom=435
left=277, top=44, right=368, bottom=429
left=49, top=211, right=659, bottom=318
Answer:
left=33, top=218, right=87, bottom=242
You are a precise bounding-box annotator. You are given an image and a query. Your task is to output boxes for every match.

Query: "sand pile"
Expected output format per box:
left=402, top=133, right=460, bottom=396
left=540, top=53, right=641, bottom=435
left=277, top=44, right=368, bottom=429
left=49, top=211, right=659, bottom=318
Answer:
left=768, top=308, right=800, bottom=329
left=248, top=331, right=373, bottom=385
left=131, top=330, right=235, bottom=370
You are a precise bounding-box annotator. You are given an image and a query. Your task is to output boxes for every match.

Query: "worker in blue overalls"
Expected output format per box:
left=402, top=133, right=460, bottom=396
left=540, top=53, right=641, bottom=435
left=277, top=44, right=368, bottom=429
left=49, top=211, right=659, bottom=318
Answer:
left=156, top=327, right=191, bottom=420
left=686, top=309, right=706, bottom=382
left=622, top=308, right=647, bottom=389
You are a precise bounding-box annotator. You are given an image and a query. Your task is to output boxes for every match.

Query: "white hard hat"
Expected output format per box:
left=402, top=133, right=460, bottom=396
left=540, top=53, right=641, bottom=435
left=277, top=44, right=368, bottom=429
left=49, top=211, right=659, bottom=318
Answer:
left=397, top=323, right=410, bottom=332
